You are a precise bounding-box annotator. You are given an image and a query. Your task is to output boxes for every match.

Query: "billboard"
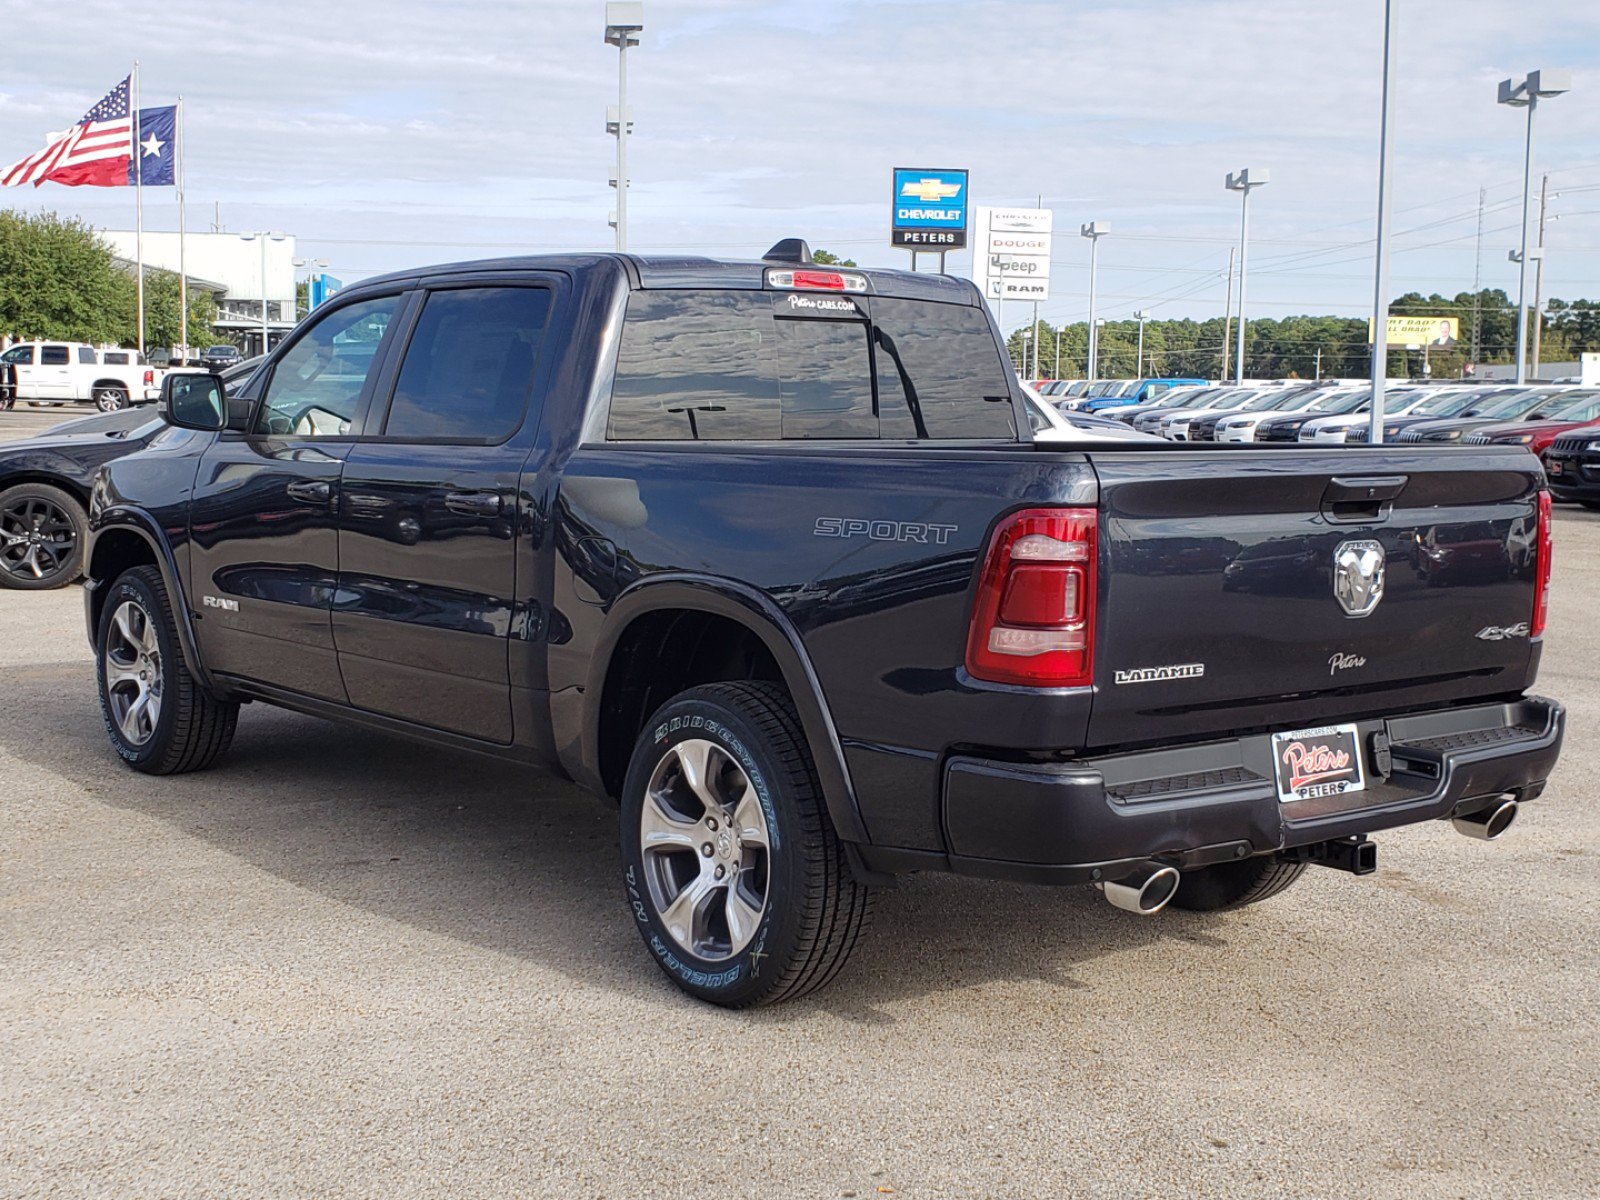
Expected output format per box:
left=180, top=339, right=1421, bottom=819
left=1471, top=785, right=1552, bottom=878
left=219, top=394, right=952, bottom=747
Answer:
left=971, top=206, right=1052, bottom=302
left=891, top=168, right=968, bottom=248
left=1368, top=315, right=1459, bottom=347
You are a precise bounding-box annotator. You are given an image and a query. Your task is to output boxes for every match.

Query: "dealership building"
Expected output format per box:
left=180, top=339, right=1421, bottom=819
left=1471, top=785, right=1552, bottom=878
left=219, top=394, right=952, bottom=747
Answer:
left=99, top=230, right=301, bottom=357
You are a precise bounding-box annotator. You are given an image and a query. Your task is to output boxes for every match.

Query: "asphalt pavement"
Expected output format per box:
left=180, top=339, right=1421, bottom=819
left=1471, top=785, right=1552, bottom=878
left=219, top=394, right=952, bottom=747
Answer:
left=2, top=403, right=1597, bottom=1199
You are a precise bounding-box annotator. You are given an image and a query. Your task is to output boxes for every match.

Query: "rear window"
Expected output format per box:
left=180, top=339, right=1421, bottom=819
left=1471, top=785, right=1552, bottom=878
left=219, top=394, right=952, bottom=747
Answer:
left=607, top=289, right=1016, bottom=441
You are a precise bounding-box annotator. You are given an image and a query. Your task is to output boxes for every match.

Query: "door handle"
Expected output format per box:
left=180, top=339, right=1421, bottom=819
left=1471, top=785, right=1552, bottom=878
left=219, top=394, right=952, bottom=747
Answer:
left=444, top=491, right=503, bottom=517
left=286, top=479, right=334, bottom=505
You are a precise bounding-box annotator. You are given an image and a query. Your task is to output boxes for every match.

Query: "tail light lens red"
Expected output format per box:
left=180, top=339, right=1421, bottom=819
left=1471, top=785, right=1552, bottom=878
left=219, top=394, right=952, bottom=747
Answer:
left=965, top=508, right=1097, bottom=687
left=1533, top=488, right=1552, bottom=637
left=143, top=369, right=154, bottom=385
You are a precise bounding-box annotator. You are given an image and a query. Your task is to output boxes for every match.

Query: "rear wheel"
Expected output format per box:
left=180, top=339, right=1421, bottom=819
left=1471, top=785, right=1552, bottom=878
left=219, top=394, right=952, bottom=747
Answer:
left=96, top=565, right=238, bottom=774
left=1580, top=500, right=1600, bottom=512
left=0, top=483, right=86, bottom=590
left=619, top=681, right=872, bottom=1007
left=93, top=386, right=130, bottom=412
left=1169, top=856, right=1306, bottom=912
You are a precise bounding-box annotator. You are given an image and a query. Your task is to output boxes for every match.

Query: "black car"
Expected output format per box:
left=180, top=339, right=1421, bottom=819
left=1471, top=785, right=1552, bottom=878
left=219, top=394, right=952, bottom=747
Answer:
left=1542, top=430, right=1600, bottom=509
left=0, top=412, right=168, bottom=589
left=1394, top=387, right=1569, bottom=443
left=199, top=344, right=243, bottom=369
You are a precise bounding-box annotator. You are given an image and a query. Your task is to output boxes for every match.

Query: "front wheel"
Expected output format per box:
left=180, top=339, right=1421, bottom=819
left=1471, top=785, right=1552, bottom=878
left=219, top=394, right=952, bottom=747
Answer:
left=619, top=681, right=872, bottom=1007
left=93, top=386, right=130, bottom=412
left=0, top=483, right=86, bottom=590
left=96, top=565, right=239, bottom=774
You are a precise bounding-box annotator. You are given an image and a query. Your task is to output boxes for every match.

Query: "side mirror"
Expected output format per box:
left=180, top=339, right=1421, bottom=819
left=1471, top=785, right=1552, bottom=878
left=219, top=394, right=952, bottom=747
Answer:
left=160, top=372, right=226, bottom=432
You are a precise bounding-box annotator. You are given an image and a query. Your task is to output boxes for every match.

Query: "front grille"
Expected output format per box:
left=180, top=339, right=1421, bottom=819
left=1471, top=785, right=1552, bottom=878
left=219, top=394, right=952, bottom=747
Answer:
left=1550, top=435, right=1594, bottom=454
left=1464, top=432, right=1493, bottom=445
left=1396, top=429, right=1424, bottom=443
left=1191, top=424, right=1218, bottom=442
left=1257, top=425, right=1299, bottom=442
left=1107, top=765, right=1265, bottom=803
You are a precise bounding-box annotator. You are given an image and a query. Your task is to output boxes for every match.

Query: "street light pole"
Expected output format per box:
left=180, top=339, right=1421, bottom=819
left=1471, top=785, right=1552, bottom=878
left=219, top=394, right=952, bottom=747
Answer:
left=1225, top=168, right=1268, bottom=385
left=604, top=4, right=644, bottom=252
left=1499, top=70, right=1570, bottom=385
left=294, top=256, right=329, bottom=319
left=1080, top=221, right=1109, bottom=382
left=240, top=231, right=287, bottom=355
left=1366, top=1, right=1398, bottom=444
left=1133, top=309, right=1150, bottom=377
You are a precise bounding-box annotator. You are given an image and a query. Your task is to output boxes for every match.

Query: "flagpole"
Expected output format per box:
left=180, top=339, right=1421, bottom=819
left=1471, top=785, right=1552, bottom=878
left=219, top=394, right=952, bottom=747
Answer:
left=133, top=60, right=144, bottom=356
left=177, top=96, right=187, bottom=364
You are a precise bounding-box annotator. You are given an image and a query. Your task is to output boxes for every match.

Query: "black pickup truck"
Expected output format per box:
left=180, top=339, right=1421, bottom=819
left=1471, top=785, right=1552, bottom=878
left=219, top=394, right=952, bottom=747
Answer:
left=83, top=246, right=1564, bottom=1006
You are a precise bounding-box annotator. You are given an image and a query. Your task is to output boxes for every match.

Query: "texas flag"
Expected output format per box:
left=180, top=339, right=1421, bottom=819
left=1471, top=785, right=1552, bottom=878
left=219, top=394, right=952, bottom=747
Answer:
left=1, top=76, right=175, bottom=188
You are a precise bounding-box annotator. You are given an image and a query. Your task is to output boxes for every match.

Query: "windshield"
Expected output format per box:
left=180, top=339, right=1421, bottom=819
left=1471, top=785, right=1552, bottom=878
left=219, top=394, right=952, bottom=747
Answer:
left=1464, top=388, right=1559, bottom=420
left=1536, top=390, right=1600, bottom=421
left=1399, top=388, right=1495, bottom=418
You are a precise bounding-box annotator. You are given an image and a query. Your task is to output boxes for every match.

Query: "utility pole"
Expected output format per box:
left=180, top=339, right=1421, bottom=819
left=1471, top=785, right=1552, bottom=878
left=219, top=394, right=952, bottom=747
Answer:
left=1471, top=186, right=1485, bottom=365
left=1365, top=0, right=1398, bottom=444
left=1531, top=173, right=1549, bottom=377
left=1221, top=245, right=1235, bottom=381
left=1314, top=346, right=1322, bottom=380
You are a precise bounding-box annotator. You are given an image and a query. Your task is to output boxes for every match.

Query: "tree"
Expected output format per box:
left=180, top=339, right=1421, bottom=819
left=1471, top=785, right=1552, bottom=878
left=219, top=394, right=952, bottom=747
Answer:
left=0, top=209, right=131, bottom=344
left=810, top=248, right=857, bottom=267
left=137, top=269, right=217, bottom=353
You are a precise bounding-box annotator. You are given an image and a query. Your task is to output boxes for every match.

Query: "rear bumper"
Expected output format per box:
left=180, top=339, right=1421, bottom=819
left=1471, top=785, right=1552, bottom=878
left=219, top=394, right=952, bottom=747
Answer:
left=861, top=696, right=1564, bottom=885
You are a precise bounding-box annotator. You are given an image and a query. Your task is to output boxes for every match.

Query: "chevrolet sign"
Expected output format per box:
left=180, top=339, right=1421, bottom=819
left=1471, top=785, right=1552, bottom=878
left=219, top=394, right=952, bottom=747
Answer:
left=891, top=167, right=968, bottom=249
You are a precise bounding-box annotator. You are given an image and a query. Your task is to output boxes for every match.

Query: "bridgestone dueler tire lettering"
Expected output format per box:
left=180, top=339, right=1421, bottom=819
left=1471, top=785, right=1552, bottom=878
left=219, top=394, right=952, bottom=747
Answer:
left=1168, top=855, right=1307, bottom=912
left=619, top=681, right=873, bottom=1007
left=97, top=565, right=239, bottom=775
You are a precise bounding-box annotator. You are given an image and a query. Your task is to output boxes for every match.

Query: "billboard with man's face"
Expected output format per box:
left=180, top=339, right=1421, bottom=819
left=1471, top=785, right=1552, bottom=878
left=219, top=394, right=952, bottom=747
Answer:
left=1367, top=315, right=1460, bottom=347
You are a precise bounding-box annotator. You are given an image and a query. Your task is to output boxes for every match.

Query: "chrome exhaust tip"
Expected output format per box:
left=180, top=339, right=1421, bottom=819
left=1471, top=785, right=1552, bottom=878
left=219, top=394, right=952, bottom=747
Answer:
left=1097, top=862, right=1182, bottom=915
left=1451, top=797, right=1519, bottom=842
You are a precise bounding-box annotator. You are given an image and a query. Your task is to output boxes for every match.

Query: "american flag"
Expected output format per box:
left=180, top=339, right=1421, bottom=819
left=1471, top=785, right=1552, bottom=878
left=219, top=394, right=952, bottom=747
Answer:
left=2, top=76, right=133, bottom=188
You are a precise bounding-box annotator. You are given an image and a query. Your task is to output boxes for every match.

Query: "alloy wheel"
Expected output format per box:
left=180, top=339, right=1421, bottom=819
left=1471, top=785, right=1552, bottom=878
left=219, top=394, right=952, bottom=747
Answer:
left=639, top=738, right=772, bottom=961
left=103, top=600, right=164, bottom=746
left=0, top=495, right=78, bottom=583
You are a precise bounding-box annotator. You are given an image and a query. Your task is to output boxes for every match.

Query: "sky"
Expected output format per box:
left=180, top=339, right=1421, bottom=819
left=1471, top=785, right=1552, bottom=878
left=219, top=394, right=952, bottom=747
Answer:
left=1, top=0, right=1598, bottom=339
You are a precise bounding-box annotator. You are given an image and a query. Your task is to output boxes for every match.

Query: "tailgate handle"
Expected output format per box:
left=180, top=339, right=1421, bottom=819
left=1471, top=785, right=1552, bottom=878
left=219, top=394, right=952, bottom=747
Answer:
left=1322, top=475, right=1408, bottom=523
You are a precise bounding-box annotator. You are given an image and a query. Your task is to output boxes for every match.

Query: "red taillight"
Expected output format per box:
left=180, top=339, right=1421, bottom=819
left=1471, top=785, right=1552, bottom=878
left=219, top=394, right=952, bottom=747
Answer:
left=965, top=508, right=1096, bottom=687
left=1533, top=488, right=1552, bottom=637
left=143, top=369, right=154, bottom=385
left=791, top=269, right=846, bottom=291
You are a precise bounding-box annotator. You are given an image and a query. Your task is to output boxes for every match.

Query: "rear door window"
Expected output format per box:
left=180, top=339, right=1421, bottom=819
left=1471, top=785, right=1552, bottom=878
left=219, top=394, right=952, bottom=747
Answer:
left=381, top=285, right=552, bottom=441
left=41, top=345, right=69, bottom=365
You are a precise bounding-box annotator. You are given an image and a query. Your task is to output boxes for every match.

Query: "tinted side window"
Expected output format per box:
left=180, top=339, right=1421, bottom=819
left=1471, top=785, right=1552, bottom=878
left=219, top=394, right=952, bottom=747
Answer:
left=41, top=345, right=69, bottom=365
left=871, top=298, right=1017, bottom=439
left=78, top=347, right=97, bottom=364
left=1, top=346, right=33, bottom=365
left=609, top=291, right=779, bottom=440
left=257, top=295, right=400, bottom=436
left=383, top=287, right=552, bottom=441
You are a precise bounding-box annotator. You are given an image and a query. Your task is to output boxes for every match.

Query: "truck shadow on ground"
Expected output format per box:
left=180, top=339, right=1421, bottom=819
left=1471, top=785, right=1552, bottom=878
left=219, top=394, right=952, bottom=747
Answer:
left=6, top=662, right=1235, bottom=1022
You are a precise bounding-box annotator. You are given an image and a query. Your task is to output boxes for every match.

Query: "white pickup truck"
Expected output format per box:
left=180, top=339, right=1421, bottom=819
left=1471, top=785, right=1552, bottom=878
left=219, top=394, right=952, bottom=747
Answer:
left=0, top=341, right=161, bottom=411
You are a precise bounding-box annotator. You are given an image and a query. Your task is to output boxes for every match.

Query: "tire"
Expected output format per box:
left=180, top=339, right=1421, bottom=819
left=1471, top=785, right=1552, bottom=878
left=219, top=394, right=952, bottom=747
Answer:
left=96, top=565, right=238, bottom=774
left=93, top=386, right=130, bottom=413
left=1580, top=500, right=1600, bottom=512
left=1168, top=856, right=1306, bottom=913
left=619, top=681, right=872, bottom=1007
left=0, top=482, right=87, bottom=590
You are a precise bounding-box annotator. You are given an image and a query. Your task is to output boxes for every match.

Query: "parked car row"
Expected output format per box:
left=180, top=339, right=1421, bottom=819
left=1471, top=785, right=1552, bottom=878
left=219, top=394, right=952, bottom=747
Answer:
left=0, top=340, right=250, bottom=412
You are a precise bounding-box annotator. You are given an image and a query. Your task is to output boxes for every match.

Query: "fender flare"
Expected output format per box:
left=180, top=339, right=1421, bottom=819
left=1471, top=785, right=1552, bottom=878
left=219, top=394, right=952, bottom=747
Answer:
left=86, top=506, right=220, bottom=695
left=581, top=574, right=869, bottom=845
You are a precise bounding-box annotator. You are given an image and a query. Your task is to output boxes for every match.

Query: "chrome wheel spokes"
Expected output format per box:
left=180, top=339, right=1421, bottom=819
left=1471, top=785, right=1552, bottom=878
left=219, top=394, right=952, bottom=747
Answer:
left=640, top=738, right=772, bottom=961
left=104, top=600, right=163, bottom=746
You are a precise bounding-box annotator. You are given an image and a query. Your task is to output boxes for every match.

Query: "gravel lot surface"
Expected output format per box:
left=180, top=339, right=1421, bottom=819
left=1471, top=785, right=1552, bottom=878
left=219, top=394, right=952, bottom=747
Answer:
left=2, top=405, right=1597, bottom=1198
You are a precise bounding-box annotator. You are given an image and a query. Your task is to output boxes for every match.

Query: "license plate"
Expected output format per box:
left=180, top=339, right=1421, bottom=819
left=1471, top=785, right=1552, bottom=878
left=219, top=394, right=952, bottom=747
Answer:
left=1548, top=460, right=1564, bottom=475
left=1271, top=723, right=1366, bottom=803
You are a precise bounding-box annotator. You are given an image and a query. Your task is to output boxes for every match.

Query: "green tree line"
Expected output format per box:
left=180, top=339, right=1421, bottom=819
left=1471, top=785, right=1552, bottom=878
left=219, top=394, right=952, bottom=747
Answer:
left=1009, top=288, right=1600, bottom=380
left=0, top=209, right=216, bottom=352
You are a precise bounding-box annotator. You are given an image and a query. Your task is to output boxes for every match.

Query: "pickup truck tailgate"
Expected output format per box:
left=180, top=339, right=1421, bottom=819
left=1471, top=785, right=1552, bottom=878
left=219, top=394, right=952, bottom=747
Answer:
left=1083, top=446, right=1544, bottom=749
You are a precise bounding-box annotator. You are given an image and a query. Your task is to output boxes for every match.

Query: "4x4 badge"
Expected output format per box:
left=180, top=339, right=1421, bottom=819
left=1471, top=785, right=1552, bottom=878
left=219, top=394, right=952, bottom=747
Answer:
left=1333, top=539, right=1385, bottom=618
